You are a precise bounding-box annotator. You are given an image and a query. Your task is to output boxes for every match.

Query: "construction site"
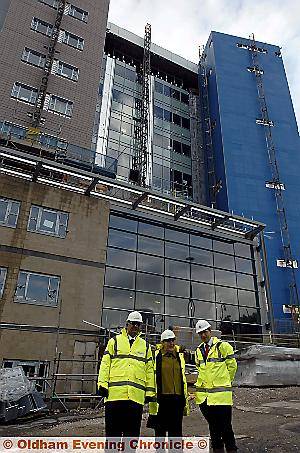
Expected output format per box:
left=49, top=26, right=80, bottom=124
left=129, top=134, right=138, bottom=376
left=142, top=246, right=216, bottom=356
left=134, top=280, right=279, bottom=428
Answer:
left=0, top=0, right=299, bottom=450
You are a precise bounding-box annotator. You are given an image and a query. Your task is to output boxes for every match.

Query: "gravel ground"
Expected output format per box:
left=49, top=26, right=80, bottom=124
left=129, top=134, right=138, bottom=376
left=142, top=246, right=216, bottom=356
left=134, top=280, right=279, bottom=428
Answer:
left=1, top=387, right=299, bottom=452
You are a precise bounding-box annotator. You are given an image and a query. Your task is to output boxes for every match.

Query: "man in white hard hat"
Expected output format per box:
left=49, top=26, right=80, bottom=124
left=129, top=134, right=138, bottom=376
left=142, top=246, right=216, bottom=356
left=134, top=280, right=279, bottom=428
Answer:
left=194, top=320, right=237, bottom=453
left=148, top=329, right=189, bottom=445
left=98, top=311, right=155, bottom=437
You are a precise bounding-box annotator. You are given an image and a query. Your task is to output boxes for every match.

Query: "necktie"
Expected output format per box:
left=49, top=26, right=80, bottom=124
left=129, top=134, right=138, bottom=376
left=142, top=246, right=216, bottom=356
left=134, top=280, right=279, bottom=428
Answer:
left=205, top=344, right=210, bottom=357
left=129, top=338, right=134, bottom=347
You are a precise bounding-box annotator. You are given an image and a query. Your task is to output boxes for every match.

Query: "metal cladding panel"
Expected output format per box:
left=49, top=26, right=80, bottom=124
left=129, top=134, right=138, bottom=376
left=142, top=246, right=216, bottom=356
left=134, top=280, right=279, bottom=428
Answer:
left=205, top=31, right=300, bottom=329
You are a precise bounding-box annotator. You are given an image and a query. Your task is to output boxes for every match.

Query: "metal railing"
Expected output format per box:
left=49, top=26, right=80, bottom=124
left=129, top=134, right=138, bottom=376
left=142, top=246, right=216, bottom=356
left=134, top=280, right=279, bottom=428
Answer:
left=0, top=120, right=117, bottom=177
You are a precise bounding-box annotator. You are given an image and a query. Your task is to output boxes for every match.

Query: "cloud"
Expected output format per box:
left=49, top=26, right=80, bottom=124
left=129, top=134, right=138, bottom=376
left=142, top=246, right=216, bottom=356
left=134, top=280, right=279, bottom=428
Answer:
left=108, top=0, right=300, bottom=128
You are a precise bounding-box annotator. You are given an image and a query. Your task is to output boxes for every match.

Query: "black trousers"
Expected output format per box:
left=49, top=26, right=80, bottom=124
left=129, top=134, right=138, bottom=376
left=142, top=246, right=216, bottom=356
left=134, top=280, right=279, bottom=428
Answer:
left=199, top=400, right=237, bottom=452
left=155, top=394, right=185, bottom=437
left=105, top=400, right=143, bottom=437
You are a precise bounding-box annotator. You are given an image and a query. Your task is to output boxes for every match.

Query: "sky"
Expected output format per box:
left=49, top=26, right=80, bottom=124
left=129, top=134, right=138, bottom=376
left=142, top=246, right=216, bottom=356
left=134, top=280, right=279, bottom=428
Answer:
left=108, top=0, right=300, bottom=128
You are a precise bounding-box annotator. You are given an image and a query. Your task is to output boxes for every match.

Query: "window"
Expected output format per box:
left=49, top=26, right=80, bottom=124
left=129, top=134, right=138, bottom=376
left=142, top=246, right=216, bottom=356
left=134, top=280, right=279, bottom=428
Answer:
left=39, top=134, right=68, bottom=150
left=108, top=229, right=137, bottom=250
left=31, top=17, right=53, bottom=36
left=182, top=117, right=190, bottom=129
left=0, top=198, right=20, bottom=228
left=21, top=48, right=46, bottom=69
left=15, top=271, right=60, bottom=307
left=182, top=144, right=191, bottom=157
left=173, top=113, right=181, bottom=126
left=56, top=61, right=79, bottom=81
left=164, top=85, right=171, bottom=97
left=154, top=106, right=163, bottom=119
left=173, top=140, right=181, bottom=154
left=68, top=4, right=88, bottom=23
left=181, top=93, right=189, bottom=105
left=48, top=95, right=73, bottom=117
left=171, top=88, right=180, bottom=101
left=164, top=109, right=172, bottom=122
left=0, top=268, right=7, bottom=298
left=11, top=82, right=37, bottom=105
left=28, top=205, right=68, bottom=238
left=0, top=121, right=26, bottom=139
left=38, top=0, right=58, bottom=7
left=155, top=81, right=163, bottom=94
left=62, top=30, right=84, bottom=50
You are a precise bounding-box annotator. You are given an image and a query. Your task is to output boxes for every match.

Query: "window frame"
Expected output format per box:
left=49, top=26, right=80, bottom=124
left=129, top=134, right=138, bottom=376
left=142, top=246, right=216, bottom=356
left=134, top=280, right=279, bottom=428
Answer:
left=68, top=4, right=88, bottom=23
left=11, top=82, right=38, bottom=105
left=62, top=30, right=84, bottom=50
left=0, top=267, right=7, bottom=298
left=31, top=17, right=53, bottom=37
left=48, top=94, right=73, bottom=117
left=0, top=198, right=20, bottom=228
left=56, top=60, right=79, bottom=82
left=21, top=47, right=46, bottom=69
left=27, top=205, right=69, bottom=238
left=15, top=270, right=60, bottom=307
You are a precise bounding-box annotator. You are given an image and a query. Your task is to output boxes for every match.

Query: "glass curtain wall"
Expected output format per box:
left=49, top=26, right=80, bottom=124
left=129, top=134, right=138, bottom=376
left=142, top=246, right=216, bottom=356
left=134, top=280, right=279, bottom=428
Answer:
left=153, top=80, right=192, bottom=199
left=101, top=213, right=262, bottom=334
left=96, top=55, right=193, bottom=200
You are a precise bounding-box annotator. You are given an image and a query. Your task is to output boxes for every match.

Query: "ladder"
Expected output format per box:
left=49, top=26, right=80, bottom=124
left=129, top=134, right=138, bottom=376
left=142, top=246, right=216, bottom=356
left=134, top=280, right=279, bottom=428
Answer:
left=31, top=0, right=66, bottom=128
left=249, top=34, right=300, bottom=330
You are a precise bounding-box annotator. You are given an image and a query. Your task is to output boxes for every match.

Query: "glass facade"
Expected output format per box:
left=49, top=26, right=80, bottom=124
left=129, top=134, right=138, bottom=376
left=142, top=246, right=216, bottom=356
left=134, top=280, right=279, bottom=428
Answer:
left=101, top=213, right=262, bottom=334
left=96, top=55, right=193, bottom=200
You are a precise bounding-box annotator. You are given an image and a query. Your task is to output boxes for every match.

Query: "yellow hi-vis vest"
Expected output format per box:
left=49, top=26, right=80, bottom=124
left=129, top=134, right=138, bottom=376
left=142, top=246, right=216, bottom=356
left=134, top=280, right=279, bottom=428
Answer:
left=97, top=328, right=155, bottom=405
left=149, top=345, right=190, bottom=416
left=195, top=337, right=237, bottom=406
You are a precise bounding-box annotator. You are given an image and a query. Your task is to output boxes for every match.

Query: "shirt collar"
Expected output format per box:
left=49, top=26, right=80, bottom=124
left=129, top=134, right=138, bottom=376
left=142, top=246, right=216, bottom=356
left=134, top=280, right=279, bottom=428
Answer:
left=203, top=338, right=213, bottom=348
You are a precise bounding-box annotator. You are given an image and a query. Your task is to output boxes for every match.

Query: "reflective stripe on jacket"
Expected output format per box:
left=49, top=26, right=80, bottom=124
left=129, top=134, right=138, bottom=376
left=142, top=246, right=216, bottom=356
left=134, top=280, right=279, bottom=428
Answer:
left=97, top=328, right=155, bottom=405
left=149, top=345, right=190, bottom=416
left=195, top=337, right=237, bottom=406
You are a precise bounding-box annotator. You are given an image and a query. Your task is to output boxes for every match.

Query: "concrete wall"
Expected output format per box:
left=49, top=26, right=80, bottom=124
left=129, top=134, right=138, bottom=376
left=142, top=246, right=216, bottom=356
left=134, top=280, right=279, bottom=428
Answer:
left=0, top=174, right=110, bottom=388
left=0, top=0, right=109, bottom=149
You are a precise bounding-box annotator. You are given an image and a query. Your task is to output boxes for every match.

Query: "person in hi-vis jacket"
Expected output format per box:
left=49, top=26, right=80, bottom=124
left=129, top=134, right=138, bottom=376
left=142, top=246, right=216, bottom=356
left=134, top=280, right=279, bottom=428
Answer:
left=98, top=311, right=155, bottom=437
left=194, top=319, right=238, bottom=453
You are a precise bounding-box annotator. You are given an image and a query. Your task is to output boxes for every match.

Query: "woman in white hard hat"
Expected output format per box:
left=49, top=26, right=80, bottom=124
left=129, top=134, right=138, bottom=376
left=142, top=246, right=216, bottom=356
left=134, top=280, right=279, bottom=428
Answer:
left=147, top=329, right=190, bottom=440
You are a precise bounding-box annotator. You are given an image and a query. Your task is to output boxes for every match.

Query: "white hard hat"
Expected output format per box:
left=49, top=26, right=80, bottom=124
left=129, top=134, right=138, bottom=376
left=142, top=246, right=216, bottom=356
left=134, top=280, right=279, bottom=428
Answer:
left=126, top=311, right=143, bottom=323
left=195, top=319, right=211, bottom=334
left=161, top=329, right=176, bottom=342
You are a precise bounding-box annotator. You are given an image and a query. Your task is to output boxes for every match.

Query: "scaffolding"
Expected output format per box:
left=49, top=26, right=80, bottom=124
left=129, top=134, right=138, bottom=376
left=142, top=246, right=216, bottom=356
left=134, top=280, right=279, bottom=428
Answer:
left=131, top=23, right=151, bottom=187
left=249, top=34, right=300, bottom=331
left=31, top=0, right=67, bottom=129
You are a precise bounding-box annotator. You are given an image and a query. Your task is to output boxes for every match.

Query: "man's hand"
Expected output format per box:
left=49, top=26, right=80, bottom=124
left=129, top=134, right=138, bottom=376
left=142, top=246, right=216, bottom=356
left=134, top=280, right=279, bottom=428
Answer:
left=98, top=386, right=109, bottom=397
left=188, top=393, right=196, bottom=401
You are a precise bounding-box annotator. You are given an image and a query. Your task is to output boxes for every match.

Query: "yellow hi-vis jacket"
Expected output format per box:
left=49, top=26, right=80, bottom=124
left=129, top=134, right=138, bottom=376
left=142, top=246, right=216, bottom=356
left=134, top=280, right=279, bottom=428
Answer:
left=195, top=337, right=237, bottom=406
left=149, top=345, right=190, bottom=416
left=97, top=328, right=155, bottom=405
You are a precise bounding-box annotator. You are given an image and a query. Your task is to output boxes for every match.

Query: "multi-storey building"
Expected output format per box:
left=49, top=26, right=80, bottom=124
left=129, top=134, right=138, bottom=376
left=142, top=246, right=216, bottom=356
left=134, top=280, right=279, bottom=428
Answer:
left=202, top=32, right=300, bottom=332
left=93, top=23, right=207, bottom=205
left=0, top=8, right=295, bottom=398
left=0, top=0, right=109, bottom=150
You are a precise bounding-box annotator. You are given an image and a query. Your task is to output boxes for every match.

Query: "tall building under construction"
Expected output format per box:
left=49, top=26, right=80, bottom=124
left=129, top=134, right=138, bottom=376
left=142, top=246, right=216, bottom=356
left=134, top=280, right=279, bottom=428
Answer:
left=0, top=1, right=299, bottom=398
